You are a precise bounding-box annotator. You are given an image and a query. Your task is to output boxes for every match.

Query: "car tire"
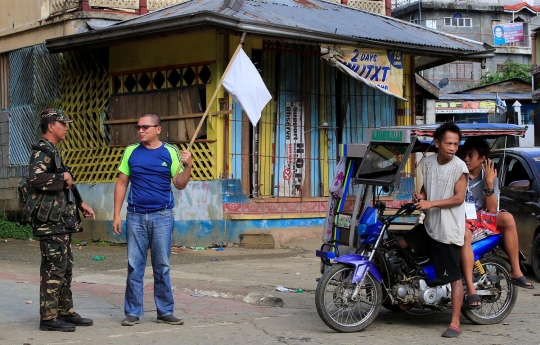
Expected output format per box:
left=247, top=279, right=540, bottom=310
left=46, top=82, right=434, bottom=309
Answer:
left=532, top=234, right=540, bottom=283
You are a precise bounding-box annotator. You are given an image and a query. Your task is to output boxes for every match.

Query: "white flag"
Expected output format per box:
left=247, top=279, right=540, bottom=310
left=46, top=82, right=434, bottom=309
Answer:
left=222, top=48, right=272, bottom=126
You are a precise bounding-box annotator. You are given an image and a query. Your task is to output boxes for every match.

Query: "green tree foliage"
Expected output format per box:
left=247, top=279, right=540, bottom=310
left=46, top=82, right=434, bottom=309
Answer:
left=477, top=61, right=532, bottom=86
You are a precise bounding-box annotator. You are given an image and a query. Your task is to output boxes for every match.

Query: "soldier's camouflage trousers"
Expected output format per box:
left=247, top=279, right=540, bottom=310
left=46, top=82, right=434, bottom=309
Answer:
left=39, top=234, right=75, bottom=320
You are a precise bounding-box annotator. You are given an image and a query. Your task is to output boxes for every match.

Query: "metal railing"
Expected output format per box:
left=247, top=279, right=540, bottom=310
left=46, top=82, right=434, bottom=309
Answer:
left=347, top=0, right=385, bottom=15
left=49, top=0, right=383, bottom=15
left=148, top=0, right=186, bottom=11
left=50, top=0, right=188, bottom=15
left=50, top=0, right=78, bottom=15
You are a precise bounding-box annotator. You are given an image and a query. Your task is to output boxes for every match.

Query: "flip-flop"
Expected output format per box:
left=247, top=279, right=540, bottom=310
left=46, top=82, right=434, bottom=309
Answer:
left=466, top=294, right=482, bottom=310
left=442, top=326, right=462, bottom=338
left=509, top=276, right=535, bottom=289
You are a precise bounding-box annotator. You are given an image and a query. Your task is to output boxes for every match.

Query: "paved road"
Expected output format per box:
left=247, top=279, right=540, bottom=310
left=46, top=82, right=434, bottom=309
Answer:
left=1, top=238, right=539, bottom=345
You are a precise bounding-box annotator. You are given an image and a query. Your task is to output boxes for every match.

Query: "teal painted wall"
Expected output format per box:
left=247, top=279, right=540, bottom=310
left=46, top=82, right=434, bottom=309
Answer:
left=73, top=182, right=324, bottom=246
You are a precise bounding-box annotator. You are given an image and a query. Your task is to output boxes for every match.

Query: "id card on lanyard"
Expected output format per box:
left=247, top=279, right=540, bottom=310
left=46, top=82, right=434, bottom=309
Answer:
left=465, top=171, right=483, bottom=220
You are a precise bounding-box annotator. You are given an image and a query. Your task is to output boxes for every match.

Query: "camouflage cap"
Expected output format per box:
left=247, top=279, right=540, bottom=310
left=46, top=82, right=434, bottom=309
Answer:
left=40, top=108, right=73, bottom=123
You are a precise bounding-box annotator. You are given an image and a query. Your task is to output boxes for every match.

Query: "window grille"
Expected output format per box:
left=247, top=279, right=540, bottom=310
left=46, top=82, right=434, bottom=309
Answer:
left=449, top=61, right=473, bottom=80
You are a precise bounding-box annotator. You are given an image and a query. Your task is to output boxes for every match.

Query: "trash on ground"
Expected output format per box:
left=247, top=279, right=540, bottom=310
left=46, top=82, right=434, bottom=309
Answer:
left=91, top=255, right=105, bottom=261
left=191, top=293, right=205, bottom=298
left=295, top=272, right=301, bottom=275
left=16, top=281, right=30, bottom=284
left=215, top=247, right=224, bottom=251
left=25, top=300, right=32, bottom=304
left=80, top=241, right=88, bottom=246
left=276, top=286, right=294, bottom=292
left=194, top=246, right=206, bottom=250
left=210, top=258, right=218, bottom=261
left=295, top=289, right=304, bottom=293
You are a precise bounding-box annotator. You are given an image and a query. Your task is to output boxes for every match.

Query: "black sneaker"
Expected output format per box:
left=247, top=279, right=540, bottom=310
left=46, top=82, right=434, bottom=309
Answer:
left=156, top=314, right=184, bottom=325
left=58, top=312, right=93, bottom=326
left=39, top=318, right=76, bottom=332
left=121, top=315, right=140, bottom=326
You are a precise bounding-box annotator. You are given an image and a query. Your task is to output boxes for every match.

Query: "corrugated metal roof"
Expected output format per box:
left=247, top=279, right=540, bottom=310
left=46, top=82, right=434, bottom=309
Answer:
left=113, top=0, right=489, bottom=53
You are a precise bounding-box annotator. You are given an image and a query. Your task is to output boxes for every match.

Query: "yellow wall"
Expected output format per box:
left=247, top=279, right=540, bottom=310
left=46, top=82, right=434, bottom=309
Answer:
left=109, top=31, right=218, bottom=73
left=396, top=54, right=413, bottom=127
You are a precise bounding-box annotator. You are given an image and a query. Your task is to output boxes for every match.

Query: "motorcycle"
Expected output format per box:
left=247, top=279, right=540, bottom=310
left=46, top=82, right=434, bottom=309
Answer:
left=315, top=201, right=517, bottom=332
left=315, top=124, right=526, bottom=333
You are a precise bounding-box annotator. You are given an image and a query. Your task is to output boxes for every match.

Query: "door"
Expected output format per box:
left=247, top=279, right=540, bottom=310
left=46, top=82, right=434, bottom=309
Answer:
left=495, top=153, right=540, bottom=261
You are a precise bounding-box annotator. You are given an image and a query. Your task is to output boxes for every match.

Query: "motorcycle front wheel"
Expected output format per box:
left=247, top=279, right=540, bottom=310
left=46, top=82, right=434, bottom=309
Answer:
left=462, top=256, right=518, bottom=325
left=315, top=263, right=382, bottom=332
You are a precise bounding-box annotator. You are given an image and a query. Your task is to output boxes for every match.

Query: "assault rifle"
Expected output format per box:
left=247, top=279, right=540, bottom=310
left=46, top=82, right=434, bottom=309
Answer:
left=55, top=157, right=83, bottom=208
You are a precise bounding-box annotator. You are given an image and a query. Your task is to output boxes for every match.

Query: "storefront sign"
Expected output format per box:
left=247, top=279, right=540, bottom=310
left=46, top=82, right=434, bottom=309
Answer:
left=279, top=102, right=305, bottom=197
left=436, top=100, right=495, bottom=114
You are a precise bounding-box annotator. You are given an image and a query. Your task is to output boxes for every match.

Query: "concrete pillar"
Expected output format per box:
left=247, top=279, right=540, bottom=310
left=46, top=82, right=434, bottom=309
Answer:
left=513, top=100, right=522, bottom=126
left=532, top=32, right=537, bottom=66
left=139, top=0, right=148, bottom=14
left=79, top=0, right=90, bottom=11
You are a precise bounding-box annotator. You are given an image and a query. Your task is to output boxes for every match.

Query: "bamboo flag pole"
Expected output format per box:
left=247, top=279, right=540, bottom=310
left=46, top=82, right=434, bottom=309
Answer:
left=174, top=32, right=247, bottom=177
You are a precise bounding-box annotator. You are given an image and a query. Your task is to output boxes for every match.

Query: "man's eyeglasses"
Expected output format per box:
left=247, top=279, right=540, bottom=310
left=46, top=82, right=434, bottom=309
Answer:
left=135, top=125, right=159, bottom=130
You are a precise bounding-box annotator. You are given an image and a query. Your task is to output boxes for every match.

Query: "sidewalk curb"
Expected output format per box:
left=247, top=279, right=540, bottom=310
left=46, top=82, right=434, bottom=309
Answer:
left=240, top=227, right=321, bottom=249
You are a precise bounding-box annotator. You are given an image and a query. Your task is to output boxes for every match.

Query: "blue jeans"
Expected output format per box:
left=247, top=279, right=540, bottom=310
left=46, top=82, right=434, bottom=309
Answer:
left=124, top=209, right=174, bottom=317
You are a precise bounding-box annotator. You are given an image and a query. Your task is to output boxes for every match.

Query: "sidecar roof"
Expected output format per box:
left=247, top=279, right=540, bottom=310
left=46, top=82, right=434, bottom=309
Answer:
left=379, top=123, right=527, bottom=139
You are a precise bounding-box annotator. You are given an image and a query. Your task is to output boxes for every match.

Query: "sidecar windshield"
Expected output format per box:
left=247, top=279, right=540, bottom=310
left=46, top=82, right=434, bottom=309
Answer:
left=354, top=141, right=413, bottom=186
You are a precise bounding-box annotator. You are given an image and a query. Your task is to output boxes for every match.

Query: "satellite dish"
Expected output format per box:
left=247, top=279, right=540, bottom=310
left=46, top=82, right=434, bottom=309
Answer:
left=438, top=78, right=449, bottom=88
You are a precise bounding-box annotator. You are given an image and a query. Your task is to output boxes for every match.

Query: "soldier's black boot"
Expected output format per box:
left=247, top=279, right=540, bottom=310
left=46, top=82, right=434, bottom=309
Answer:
left=58, top=312, right=93, bottom=326
left=39, top=317, right=76, bottom=332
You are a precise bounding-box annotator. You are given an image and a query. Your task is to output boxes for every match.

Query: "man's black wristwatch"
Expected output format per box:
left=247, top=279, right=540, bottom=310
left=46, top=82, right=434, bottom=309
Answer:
left=484, top=187, right=495, bottom=196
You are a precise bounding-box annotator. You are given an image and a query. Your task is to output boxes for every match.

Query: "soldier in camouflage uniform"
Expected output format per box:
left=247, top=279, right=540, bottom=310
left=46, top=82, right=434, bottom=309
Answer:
left=25, top=109, right=96, bottom=332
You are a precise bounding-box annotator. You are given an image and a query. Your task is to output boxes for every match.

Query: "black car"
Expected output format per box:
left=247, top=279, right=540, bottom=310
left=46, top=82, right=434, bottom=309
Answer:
left=490, top=147, right=540, bottom=282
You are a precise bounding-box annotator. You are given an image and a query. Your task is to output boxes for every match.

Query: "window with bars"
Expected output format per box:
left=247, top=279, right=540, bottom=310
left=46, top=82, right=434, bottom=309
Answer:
left=106, top=85, right=206, bottom=146
left=109, top=63, right=212, bottom=94
left=449, top=61, right=474, bottom=80
left=415, top=95, right=425, bottom=117
left=444, top=17, right=472, bottom=27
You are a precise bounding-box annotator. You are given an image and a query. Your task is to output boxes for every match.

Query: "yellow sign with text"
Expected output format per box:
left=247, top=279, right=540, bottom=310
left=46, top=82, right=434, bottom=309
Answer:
left=436, top=100, right=496, bottom=114
left=321, top=45, right=404, bottom=99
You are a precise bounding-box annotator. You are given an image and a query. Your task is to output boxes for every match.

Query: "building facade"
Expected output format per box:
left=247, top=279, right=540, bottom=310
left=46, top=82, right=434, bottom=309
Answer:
left=393, top=0, right=537, bottom=94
